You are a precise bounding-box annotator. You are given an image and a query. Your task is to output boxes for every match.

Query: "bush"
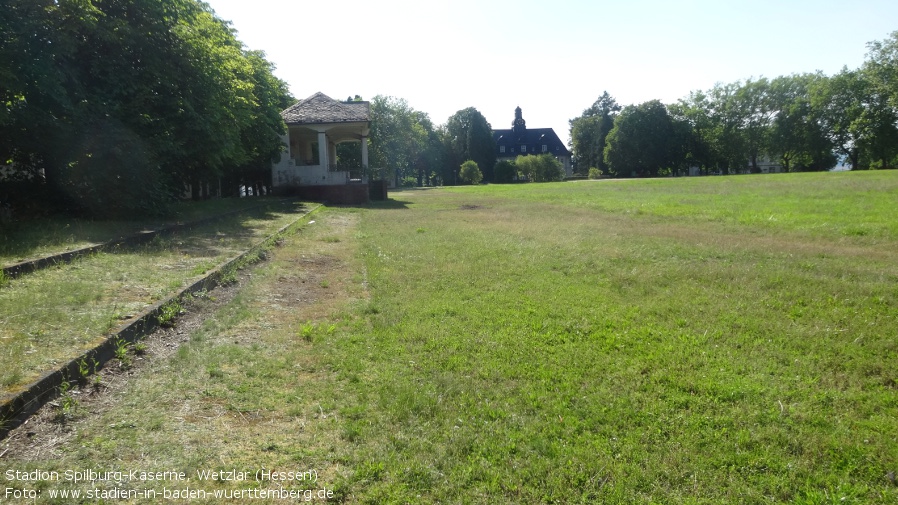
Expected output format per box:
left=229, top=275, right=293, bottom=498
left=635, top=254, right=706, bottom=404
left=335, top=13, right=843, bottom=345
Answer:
left=516, top=154, right=564, bottom=182
left=459, top=160, right=483, bottom=185
left=494, top=160, right=516, bottom=183
left=588, top=167, right=603, bottom=179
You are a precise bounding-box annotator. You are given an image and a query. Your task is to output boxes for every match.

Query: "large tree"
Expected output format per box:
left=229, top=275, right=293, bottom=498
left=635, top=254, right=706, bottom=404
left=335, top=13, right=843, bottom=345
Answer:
left=731, top=77, right=780, bottom=173
left=862, top=32, right=898, bottom=168
left=865, top=31, right=898, bottom=110
left=225, top=50, right=294, bottom=196
left=368, top=96, right=443, bottom=187
left=604, top=100, right=679, bottom=177
left=0, top=0, right=292, bottom=215
left=810, top=69, right=868, bottom=170
left=569, top=91, right=621, bottom=174
left=669, top=92, right=717, bottom=174
left=769, top=73, right=836, bottom=172
left=444, top=107, right=496, bottom=183
left=813, top=67, right=897, bottom=170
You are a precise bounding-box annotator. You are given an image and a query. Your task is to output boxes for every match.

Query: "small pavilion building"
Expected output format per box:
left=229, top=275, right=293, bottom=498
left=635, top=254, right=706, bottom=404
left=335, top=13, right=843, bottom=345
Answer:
left=271, top=92, right=374, bottom=203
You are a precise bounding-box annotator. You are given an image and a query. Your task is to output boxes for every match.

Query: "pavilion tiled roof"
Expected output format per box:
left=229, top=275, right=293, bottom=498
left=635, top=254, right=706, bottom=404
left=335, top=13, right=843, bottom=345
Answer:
left=281, top=92, right=370, bottom=125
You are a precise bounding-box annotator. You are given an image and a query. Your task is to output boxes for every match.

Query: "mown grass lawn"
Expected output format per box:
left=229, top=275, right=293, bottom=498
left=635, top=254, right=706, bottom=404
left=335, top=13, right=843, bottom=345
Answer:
left=330, top=172, right=897, bottom=503
left=1, top=172, right=895, bottom=504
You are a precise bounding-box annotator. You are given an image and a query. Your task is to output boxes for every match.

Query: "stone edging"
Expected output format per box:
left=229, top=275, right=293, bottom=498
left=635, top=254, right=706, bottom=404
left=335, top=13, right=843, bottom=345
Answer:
left=0, top=204, right=322, bottom=440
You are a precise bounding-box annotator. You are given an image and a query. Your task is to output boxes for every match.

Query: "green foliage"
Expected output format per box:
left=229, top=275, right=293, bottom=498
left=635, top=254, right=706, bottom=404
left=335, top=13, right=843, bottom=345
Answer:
left=300, top=322, right=313, bottom=342
left=58, top=118, right=170, bottom=217
left=114, top=337, right=132, bottom=368
left=865, top=30, right=898, bottom=112
left=574, top=34, right=898, bottom=176
left=458, top=160, right=483, bottom=185
left=56, top=378, right=78, bottom=422
left=0, top=0, right=293, bottom=214
left=569, top=91, right=620, bottom=173
left=445, top=107, right=496, bottom=183
left=493, top=160, right=516, bottom=183
left=515, top=154, right=564, bottom=182
left=369, top=96, right=443, bottom=187
left=76, top=356, right=98, bottom=385
left=157, top=300, right=184, bottom=328
left=588, top=167, right=602, bottom=179
left=604, top=100, right=681, bottom=177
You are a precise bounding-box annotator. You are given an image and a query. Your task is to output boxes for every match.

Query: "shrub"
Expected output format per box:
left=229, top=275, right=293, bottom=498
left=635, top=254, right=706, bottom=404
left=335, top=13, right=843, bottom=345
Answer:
left=494, top=160, right=516, bottom=183
left=588, top=167, right=603, bottom=179
left=516, top=154, right=564, bottom=182
left=459, top=160, right=483, bottom=185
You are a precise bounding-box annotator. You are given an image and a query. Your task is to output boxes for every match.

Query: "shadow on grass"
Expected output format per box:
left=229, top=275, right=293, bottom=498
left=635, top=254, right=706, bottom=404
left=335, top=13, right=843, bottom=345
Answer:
left=367, top=199, right=411, bottom=210
left=130, top=200, right=311, bottom=259
left=0, top=198, right=305, bottom=266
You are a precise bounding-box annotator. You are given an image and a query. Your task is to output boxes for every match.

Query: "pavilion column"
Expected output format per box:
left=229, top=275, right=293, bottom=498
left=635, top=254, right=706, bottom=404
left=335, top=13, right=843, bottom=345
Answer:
left=361, top=136, right=369, bottom=170
left=328, top=141, right=337, bottom=169
left=317, top=131, right=328, bottom=167
left=279, top=133, right=289, bottom=161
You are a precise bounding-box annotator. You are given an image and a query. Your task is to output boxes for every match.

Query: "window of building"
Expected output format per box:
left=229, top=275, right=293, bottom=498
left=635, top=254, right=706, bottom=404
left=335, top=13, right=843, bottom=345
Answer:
left=521, top=145, right=527, bottom=153
left=542, top=144, right=548, bottom=152
left=499, top=145, right=505, bottom=153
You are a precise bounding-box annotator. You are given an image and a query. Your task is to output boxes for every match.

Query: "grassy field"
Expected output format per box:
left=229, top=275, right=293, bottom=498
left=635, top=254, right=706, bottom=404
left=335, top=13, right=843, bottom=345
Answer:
left=0, top=200, right=312, bottom=397
left=1, top=172, right=896, bottom=504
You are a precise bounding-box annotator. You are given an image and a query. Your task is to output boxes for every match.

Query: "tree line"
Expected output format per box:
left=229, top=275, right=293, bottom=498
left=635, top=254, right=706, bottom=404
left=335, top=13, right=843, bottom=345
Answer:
left=361, top=100, right=566, bottom=187
left=355, top=98, right=498, bottom=188
left=570, top=32, right=898, bottom=177
left=5, top=3, right=895, bottom=220
left=1, top=0, right=292, bottom=217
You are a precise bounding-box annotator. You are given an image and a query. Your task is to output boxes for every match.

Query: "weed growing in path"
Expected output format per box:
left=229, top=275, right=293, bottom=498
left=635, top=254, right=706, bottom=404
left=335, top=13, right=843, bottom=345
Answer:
left=55, top=379, right=78, bottom=423
left=113, top=337, right=132, bottom=368
left=157, top=299, right=184, bottom=328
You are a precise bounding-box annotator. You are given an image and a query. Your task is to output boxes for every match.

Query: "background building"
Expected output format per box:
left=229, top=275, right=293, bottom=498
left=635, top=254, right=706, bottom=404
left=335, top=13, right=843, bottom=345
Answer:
left=492, top=107, right=572, bottom=177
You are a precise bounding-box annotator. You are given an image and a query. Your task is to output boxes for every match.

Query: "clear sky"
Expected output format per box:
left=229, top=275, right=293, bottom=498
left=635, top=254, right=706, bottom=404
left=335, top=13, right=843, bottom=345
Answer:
left=202, top=0, right=896, bottom=144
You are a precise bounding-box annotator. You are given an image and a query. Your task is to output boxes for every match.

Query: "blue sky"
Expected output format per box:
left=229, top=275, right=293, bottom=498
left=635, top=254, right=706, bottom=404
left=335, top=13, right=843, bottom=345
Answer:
left=202, top=0, right=897, bottom=144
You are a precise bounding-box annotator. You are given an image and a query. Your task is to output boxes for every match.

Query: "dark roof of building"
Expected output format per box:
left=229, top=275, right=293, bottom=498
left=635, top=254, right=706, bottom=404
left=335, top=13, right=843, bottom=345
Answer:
left=493, top=127, right=571, bottom=157
left=282, top=92, right=370, bottom=125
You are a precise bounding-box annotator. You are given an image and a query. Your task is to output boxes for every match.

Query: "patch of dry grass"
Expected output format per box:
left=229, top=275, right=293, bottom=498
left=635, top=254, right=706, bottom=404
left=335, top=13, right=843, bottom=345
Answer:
left=0, top=207, right=366, bottom=503
left=0, top=202, right=311, bottom=397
